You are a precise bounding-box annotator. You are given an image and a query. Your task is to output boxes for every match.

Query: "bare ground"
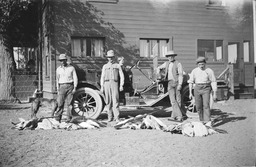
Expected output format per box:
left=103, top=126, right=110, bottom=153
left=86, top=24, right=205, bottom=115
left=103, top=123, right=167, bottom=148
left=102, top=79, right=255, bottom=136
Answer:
left=0, top=99, right=255, bottom=167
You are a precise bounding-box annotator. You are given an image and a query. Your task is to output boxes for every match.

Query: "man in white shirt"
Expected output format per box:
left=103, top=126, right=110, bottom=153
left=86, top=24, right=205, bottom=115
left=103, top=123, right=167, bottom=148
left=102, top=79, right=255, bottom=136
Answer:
left=157, top=50, right=185, bottom=122
left=55, top=54, right=78, bottom=122
left=188, top=57, right=217, bottom=127
left=100, top=50, right=124, bottom=122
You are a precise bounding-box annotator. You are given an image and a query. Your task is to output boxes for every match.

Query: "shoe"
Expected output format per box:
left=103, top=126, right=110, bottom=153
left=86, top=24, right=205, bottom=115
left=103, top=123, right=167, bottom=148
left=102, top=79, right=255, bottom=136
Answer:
left=168, top=117, right=183, bottom=122
left=115, top=119, right=120, bottom=123
left=107, top=118, right=113, bottom=122
left=205, top=121, right=212, bottom=127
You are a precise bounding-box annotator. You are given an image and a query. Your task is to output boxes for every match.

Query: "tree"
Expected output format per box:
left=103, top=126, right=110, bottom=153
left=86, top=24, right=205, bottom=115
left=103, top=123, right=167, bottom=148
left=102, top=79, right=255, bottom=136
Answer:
left=0, top=0, right=37, bottom=102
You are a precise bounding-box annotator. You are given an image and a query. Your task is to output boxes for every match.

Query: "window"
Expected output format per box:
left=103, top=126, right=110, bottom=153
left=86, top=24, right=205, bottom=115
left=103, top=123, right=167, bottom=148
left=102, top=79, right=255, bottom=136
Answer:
left=71, top=37, right=104, bottom=57
left=140, top=39, right=171, bottom=58
left=243, top=41, right=250, bottom=63
left=228, top=42, right=239, bottom=67
left=197, top=39, right=223, bottom=62
left=13, top=47, right=37, bottom=74
left=208, top=0, right=225, bottom=6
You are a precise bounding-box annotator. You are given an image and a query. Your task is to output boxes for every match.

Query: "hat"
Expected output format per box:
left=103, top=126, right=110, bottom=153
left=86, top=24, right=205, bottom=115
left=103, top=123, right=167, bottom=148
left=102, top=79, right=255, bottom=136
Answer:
left=165, top=50, right=177, bottom=57
left=196, top=57, right=206, bottom=64
left=106, top=50, right=115, bottom=57
left=59, top=54, right=67, bottom=60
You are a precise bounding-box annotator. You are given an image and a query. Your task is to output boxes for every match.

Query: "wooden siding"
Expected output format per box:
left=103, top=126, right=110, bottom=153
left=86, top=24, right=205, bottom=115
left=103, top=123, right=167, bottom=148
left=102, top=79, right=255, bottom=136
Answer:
left=43, top=0, right=254, bottom=96
left=86, top=0, right=253, bottom=74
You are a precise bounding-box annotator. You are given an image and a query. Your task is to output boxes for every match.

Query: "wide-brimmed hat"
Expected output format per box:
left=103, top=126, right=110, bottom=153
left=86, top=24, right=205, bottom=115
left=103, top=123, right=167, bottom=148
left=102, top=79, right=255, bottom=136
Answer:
left=106, top=50, right=115, bottom=57
left=59, top=54, right=67, bottom=60
left=165, top=50, right=177, bottom=57
left=196, top=57, right=206, bottom=64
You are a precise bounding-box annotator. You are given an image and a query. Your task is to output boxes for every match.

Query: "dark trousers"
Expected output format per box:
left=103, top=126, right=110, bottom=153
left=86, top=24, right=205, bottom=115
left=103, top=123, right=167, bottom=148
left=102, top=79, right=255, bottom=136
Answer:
left=168, top=81, right=183, bottom=119
left=194, top=84, right=211, bottom=122
left=55, top=83, right=74, bottom=121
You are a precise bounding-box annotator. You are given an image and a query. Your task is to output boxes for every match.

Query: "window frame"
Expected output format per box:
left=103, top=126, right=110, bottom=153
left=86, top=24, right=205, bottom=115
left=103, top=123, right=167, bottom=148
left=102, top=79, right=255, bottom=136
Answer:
left=197, top=39, right=224, bottom=63
left=71, top=37, right=105, bottom=58
left=139, top=38, right=171, bottom=58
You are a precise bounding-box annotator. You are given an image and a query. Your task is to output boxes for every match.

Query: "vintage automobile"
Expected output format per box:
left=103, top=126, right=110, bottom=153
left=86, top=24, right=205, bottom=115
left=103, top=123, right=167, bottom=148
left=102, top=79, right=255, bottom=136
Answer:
left=71, top=58, right=195, bottom=119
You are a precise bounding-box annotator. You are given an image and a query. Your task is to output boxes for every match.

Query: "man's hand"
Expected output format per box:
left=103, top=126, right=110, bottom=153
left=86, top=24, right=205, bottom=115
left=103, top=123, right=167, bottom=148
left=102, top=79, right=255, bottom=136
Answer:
left=72, top=88, right=76, bottom=94
left=189, top=93, right=193, bottom=100
left=177, top=84, right=182, bottom=91
left=119, top=85, right=124, bottom=92
left=212, top=92, right=217, bottom=101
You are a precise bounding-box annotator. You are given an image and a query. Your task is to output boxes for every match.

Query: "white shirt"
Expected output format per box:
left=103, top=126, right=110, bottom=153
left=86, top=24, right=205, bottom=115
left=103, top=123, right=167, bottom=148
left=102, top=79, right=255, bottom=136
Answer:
left=188, top=67, right=217, bottom=91
left=56, top=64, right=78, bottom=88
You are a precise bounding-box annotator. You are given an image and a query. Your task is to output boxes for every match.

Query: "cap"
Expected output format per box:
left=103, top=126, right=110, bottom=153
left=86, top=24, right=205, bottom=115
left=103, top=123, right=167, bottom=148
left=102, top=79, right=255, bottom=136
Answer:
left=59, top=54, right=67, bottom=60
left=196, top=57, right=206, bottom=64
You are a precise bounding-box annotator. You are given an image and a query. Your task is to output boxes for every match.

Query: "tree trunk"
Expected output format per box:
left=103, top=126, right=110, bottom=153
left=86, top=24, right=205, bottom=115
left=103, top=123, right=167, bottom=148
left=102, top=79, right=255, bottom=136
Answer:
left=0, top=34, right=15, bottom=101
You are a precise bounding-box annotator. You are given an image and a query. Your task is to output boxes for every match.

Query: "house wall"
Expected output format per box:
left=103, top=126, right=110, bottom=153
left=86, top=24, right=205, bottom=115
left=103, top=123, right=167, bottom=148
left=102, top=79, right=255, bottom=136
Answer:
left=87, top=0, right=253, bottom=71
left=42, top=0, right=254, bottom=97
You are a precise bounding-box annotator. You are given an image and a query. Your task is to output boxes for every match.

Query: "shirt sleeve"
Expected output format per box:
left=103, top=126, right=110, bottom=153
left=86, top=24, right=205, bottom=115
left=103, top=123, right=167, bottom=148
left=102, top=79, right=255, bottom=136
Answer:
left=56, top=68, right=60, bottom=90
left=177, top=62, right=183, bottom=85
left=73, top=67, right=78, bottom=88
left=100, top=65, right=106, bottom=87
left=118, top=64, right=125, bottom=87
left=188, top=69, right=195, bottom=84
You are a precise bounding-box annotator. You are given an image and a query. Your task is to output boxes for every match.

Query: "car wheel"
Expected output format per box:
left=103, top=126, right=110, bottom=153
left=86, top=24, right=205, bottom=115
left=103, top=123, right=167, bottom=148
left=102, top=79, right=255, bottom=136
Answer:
left=72, top=88, right=103, bottom=119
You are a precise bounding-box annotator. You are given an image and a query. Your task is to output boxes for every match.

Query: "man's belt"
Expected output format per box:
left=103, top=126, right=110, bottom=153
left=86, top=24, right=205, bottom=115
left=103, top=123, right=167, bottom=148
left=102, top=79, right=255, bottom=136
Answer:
left=196, top=83, right=210, bottom=86
left=59, top=82, right=73, bottom=85
left=104, top=80, right=117, bottom=82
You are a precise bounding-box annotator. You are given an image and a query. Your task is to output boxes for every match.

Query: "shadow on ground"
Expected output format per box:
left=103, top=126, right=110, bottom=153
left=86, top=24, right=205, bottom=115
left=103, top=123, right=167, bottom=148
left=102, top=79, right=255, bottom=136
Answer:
left=211, top=109, right=246, bottom=127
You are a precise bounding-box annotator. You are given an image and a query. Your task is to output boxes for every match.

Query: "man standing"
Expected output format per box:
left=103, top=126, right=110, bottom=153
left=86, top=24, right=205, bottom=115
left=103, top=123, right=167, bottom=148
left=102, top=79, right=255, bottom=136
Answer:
left=157, top=50, right=185, bottom=122
left=100, top=50, right=124, bottom=122
left=55, top=54, right=78, bottom=122
left=188, top=57, right=217, bottom=127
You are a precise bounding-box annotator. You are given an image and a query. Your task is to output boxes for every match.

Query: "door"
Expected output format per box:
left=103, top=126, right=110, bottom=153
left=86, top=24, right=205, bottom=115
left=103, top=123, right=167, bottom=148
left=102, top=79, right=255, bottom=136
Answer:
left=228, top=42, right=244, bottom=87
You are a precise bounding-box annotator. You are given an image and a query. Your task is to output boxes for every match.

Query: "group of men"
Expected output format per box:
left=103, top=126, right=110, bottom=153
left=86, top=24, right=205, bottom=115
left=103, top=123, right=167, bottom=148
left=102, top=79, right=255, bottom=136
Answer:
left=54, top=49, right=217, bottom=127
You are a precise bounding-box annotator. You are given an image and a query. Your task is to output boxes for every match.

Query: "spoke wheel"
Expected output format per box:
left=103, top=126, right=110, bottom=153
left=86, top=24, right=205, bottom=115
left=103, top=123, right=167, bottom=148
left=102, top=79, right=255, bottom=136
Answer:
left=72, top=88, right=103, bottom=119
left=181, top=85, right=196, bottom=113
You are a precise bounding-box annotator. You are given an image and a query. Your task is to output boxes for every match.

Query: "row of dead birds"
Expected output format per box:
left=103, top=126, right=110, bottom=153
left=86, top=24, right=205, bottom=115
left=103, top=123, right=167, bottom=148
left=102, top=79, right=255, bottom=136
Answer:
left=11, top=114, right=227, bottom=137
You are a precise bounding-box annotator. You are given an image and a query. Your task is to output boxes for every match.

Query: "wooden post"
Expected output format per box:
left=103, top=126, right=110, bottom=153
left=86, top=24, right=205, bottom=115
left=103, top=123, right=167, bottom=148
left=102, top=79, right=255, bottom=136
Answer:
left=228, top=64, right=234, bottom=100
left=153, top=55, right=158, bottom=81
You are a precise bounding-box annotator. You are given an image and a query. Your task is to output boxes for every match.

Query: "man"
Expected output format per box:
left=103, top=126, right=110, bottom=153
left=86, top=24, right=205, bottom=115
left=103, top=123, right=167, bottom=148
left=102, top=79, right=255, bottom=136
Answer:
left=188, top=57, right=217, bottom=127
left=55, top=54, right=78, bottom=122
left=157, top=50, right=185, bottom=122
left=100, top=50, right=124, bottom=122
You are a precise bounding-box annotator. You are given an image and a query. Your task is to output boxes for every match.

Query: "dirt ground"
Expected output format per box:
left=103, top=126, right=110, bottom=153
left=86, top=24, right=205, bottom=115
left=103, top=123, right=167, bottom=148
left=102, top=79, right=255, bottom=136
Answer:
left=0, top=99, right=255, bottom=167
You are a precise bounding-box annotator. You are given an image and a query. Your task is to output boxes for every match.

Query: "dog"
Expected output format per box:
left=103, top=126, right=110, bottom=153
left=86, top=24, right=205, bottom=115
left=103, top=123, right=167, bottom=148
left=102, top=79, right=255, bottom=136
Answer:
left=31, top=97, right=58, bottom=119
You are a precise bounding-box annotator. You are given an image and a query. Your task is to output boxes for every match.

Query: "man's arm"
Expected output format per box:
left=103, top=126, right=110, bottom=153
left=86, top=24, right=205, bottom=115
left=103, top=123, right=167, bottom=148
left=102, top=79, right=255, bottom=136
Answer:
left=177, top=63, right=183, bottom=90
left=119, top=64, right=124, bottom=91
left=56, top=68, right=60, bottom=91
left=73, top=67, right=78, bottom=90
left=100, top=65, right=106, bottom=91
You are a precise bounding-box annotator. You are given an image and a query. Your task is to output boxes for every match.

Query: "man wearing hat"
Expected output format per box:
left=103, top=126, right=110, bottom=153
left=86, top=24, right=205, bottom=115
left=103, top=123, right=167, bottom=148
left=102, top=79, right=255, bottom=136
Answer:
left=55, top=54, right=78, bottom=122
left=188, top=57, right=217, bottom=127
left=100, top=50, right=124, bottom=122
left=157, top=50, right=185, bottom=122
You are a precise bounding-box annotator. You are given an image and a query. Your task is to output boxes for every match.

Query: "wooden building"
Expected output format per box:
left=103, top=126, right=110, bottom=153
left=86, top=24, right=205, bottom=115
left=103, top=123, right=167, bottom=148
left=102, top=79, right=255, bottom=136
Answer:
left=38, top=0, right=254, bottom=99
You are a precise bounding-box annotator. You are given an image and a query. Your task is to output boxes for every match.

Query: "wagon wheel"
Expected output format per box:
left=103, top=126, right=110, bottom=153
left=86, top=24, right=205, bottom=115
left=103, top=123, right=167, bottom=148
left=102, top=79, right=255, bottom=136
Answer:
left=181, top=85, right=196, bottom=114
left=72, top=88, right=103, bottom=119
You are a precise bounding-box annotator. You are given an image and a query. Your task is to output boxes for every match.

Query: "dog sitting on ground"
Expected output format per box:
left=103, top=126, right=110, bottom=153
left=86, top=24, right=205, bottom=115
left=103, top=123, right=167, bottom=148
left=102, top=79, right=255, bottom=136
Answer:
left=31, top=98, right=58, bottom=119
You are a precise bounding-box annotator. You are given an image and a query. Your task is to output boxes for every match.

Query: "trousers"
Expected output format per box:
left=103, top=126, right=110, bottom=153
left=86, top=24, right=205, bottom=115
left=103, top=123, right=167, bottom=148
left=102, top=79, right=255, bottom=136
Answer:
left=168, top=81, right=183, bottom=119
left=55, top=83, right=74, bottom=121
left=104, top=80, right=120, bottom=120
left=194, top=84, right=211, bottom=122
